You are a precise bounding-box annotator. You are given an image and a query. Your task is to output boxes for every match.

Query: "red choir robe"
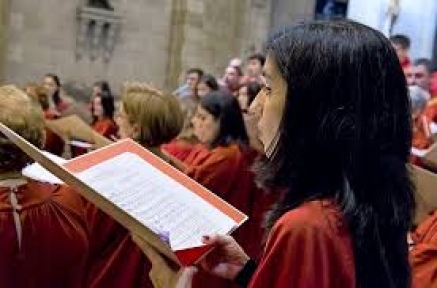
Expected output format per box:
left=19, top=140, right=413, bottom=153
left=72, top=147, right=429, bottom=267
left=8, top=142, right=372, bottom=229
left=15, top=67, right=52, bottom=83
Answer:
left=185, top=144, right=268, bottom=288
left=0, top=180, right=89, bottom=288
left=249, top=200, right=355, bottom=288
left=43, top=109, right=65, bottom=156
left=92, top=117, right=118, bottom=140
left=410, top=211, right=437, bottom=288
left=84, top=203, right=153, bottom=288
left=72, top=118, right=117, bottom=157
left=162, top=139, right=198, bottom=162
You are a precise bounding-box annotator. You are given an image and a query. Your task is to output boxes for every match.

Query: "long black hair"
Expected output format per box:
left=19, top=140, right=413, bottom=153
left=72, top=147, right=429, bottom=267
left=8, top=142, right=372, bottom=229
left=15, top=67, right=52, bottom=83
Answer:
left=199, top=91, right=249, bottom=149
left=258, top=20, right=415, bottom=288
left=45, top=73, right=61, bottom=106
left=92, top=81, right=115, bottom=122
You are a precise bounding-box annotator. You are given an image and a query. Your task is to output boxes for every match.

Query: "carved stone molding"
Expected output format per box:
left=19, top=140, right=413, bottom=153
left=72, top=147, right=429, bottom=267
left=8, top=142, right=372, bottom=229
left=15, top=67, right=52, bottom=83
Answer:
left=76, top=6, right=122, bottom=62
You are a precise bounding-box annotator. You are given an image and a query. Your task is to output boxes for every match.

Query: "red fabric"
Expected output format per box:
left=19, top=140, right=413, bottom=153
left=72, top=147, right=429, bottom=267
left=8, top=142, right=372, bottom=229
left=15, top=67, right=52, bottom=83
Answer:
left=162, top=139, right=197, bottom=162
left=56, top=100, right=71, bottom=114
left=410, top=211, right=437, bottom=288
left=43, top=109, right=65, bottom=156
left=185, top=144, right=268, bottom=288
left=249, top=200, right=355, bottom=288
left=92, top=118, right=118, bottom=140
left=424, top=98, right=437, bottom=123
left=0, top=181, right=89, bottom=288
left=411, top=115, right=432, bottom=166
left=183, top=143, right=209, bottom=166
left=84, top=203, right=153, bottom=288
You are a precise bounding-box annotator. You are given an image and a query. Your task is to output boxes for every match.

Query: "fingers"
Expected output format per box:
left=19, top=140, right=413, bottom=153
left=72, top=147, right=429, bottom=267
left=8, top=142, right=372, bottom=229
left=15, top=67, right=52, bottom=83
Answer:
left=202, top=234, right=234, bottom=246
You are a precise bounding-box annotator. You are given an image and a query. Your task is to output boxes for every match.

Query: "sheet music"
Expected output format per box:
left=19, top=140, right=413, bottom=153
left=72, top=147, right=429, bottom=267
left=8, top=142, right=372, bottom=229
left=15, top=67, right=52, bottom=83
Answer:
left=75, top=152, right=237, bottom=251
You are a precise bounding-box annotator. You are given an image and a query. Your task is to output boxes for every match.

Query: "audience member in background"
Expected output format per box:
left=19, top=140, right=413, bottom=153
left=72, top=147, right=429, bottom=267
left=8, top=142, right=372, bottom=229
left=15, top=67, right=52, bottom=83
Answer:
left=390, top=34, right=411, bottom=70
left=85, top=83, right=183, bottom=288
left=238, top=81, right=262, bottom=113
left=0, top=85, right=88, bottom=287
left=410, top=85, right=432, bottom=165
left=407, top=59, right=433, bottom=95
left=162, top=97, right=203, bottom=162
left=221, top=65, right=243, bottom=96
left=197, top=74, right=219, bottom=98
left=43, top=74, right=71, bottom=114
left=241, top=53, right=266, bottom=85
left=25, top=83, right=65, bottom=156
left=174, top=68, right=204, bottom=100
left=91, top=83, right=118, bottom=140
left=229, top=57, right=243, bottom=70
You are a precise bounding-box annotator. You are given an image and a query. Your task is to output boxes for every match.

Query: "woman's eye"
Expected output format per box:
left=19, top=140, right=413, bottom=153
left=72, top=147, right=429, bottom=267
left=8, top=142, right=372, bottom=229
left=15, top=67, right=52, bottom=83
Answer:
left=264, top=86, right=272, bottom=96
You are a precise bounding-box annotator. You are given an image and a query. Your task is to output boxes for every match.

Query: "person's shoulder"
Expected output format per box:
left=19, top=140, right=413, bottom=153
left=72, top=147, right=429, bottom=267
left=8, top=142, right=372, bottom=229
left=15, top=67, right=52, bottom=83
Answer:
left=273, top=200, right=344, bottom=238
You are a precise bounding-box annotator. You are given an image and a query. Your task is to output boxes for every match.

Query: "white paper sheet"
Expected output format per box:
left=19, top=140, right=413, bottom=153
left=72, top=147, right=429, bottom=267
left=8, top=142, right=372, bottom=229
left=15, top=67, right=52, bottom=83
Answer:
left=75, top=151, right=237, bottom=251
left=22, top=151, right=67, bottom=184
left=411, top=147, right=428, bottom=158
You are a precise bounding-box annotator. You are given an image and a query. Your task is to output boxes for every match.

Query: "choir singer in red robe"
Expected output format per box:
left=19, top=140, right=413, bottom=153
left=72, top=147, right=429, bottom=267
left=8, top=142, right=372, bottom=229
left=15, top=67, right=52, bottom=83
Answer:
left=0, top=85, right=89, bottom=288
left=85, top=83, right=183, bottom=288
left=135, top=20, right=415, bottom=288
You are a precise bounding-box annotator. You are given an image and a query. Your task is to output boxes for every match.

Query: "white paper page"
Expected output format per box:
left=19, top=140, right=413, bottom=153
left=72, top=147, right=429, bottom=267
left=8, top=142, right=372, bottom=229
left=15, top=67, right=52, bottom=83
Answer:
left=75, top=152, right=237, bottom=251
left=430, top=122, right=437, bottom=135
left=411, top=147, right=428, bottom=158
left=69, top=140, right=93, bottom=149
left=22, top=151, right=67, bottom=184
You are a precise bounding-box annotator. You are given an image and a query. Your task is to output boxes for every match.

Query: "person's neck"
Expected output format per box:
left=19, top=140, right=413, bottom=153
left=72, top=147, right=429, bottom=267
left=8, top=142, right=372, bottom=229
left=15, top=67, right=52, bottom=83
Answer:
left=0, top=171, right=27, bottom=188
left=148, top=146, right=167, bottom=161
left=0, top=171, right=23, bottom=181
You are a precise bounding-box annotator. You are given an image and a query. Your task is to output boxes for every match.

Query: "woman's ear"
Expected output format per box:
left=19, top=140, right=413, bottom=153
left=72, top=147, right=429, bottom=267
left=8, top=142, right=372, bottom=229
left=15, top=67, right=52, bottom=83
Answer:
left=131, top=123, right=141, bottom=140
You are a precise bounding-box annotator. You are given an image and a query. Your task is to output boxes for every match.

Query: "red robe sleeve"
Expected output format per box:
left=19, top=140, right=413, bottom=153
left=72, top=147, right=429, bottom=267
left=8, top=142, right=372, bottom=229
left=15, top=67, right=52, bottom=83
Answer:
left=185, top=146, right=237, bottom=197
left=161, top=139, right=196, bottom=162
left=93, top=118, right=118, bottom=139
left=410, top=211, right=437, bottom=288
left=249, top=201, right=355, bottom=288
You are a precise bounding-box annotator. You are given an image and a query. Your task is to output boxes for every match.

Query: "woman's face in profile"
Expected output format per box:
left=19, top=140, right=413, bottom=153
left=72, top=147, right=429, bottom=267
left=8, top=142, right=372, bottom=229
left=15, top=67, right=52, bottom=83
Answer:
left=92, top=96, right=104, bottom=118
left=192, top=105, right=219, bottom=145
left=42, top=76, right=57, bottom=96
left=257, top=54, right=287, bottom=156
left=116, top=105, right=136, bottom=140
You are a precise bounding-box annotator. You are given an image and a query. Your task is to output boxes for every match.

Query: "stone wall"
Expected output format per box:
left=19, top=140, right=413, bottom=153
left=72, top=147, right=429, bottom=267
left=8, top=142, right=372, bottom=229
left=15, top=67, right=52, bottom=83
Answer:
left=0, top=0, right=10, bottom=83
left=1, top=0, right=273, bottom=94
left=3, top=0, right=172, bottom=94
left=270, top=0, right=316, bottom=33
left=166, top=0, right=271, bottom=89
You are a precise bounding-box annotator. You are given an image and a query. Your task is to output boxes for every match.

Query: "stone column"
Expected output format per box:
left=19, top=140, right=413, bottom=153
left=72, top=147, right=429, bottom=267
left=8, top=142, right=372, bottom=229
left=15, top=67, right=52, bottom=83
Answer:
left=165, top=0, right=271, bottom=90
left=0, top=0, right=10, bottom=82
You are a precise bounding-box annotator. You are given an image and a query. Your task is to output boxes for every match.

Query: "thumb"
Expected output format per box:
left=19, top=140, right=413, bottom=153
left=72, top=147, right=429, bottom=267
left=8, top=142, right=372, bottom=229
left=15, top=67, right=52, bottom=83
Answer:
left=176, top=267, right=198, bottom=288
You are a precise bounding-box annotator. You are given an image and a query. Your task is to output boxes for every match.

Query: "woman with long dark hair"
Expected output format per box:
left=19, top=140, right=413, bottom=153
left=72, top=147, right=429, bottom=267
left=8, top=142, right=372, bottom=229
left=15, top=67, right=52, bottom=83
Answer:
left=43, top=74, right=70, bottom=113
left=135, top=20, right=415, bottom=288
left=90, top=81, right=118, bottom=140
